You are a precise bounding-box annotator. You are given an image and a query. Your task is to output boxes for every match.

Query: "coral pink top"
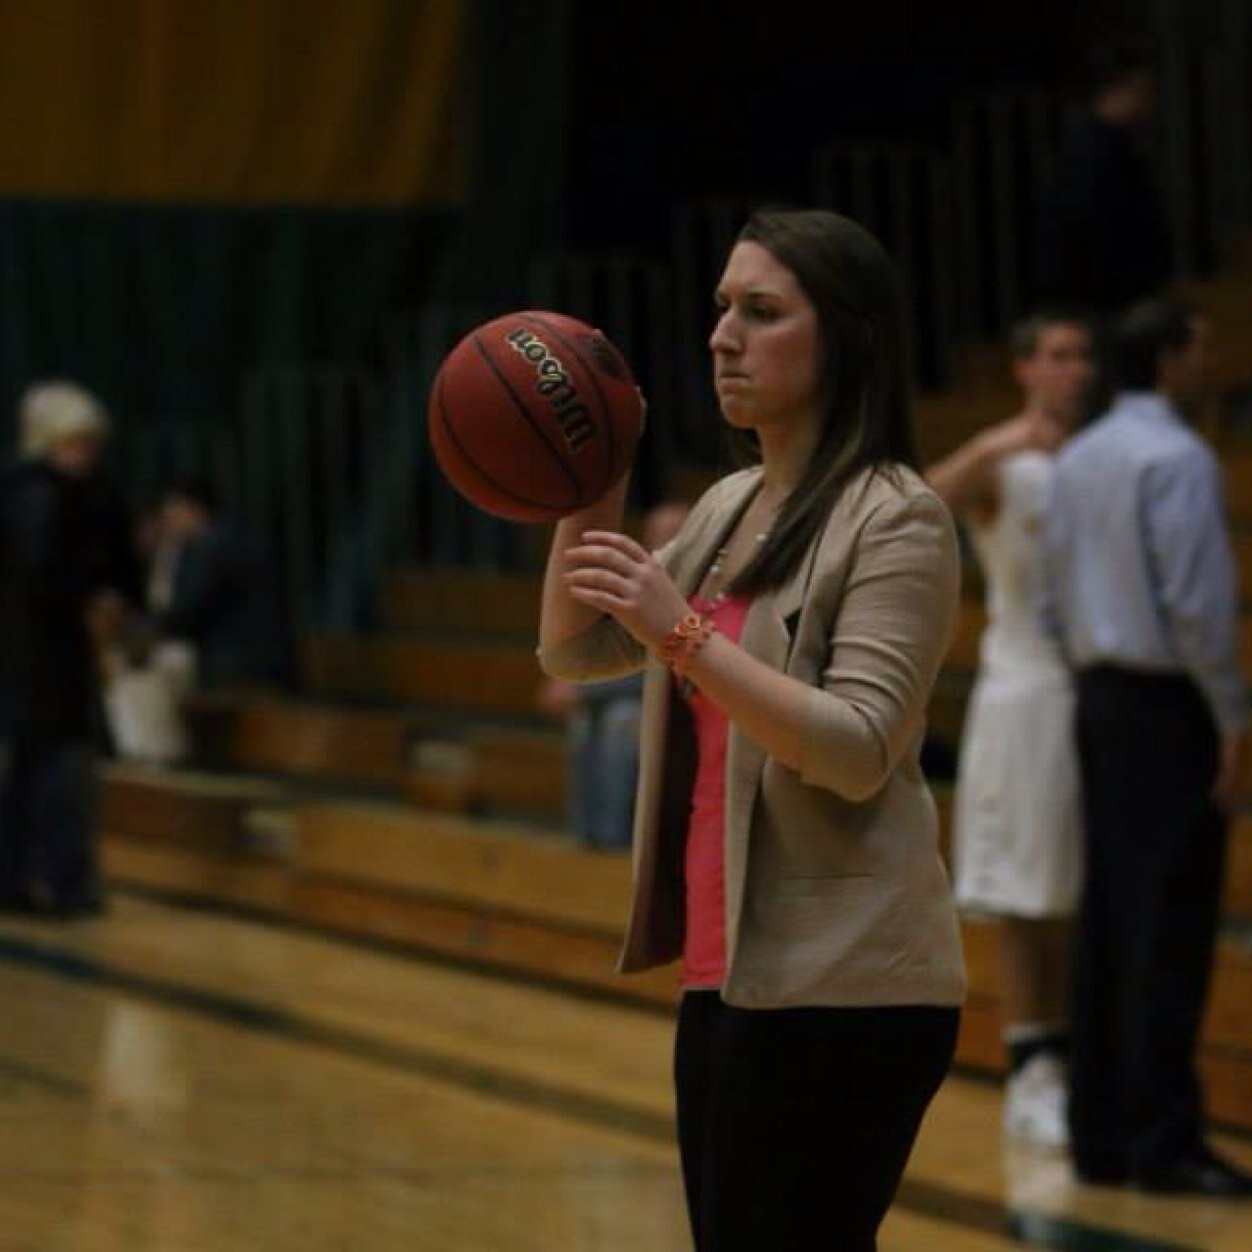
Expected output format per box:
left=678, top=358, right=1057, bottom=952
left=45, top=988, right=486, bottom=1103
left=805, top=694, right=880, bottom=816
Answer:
left=681, top=592, right=752, bottom=989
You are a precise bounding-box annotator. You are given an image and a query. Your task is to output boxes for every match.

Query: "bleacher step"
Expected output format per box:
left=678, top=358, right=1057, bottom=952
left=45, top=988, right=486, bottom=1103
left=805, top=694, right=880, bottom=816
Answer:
left=292, top=801, right=626, bottom=937
left=101, top=809, right=1252, bottom=1132
left=186, top=695, right=423, bottom=790
left=101, top=764, right=284, bottom=850
left=242, top=806, right=301, bottom=861
left=301, top=635, right=544, bottom=715
left=384, top=570, right=541, bottom=637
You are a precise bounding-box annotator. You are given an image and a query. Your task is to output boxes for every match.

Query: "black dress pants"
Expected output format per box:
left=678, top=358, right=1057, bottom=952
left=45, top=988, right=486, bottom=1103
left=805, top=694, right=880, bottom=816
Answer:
left=1070, top=667, right=1227, bottom=1178
left=0, top=737, right=100, bottom=909
left=674, top=992, right=958, bottom=1251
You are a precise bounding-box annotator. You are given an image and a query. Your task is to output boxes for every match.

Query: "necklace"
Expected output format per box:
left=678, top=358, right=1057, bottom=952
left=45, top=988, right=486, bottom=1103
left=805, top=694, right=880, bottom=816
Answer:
left=704, top=530, right=771, bottom=602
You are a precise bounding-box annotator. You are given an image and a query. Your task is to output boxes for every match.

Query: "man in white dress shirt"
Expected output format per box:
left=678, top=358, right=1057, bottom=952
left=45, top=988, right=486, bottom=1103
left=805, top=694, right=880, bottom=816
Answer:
left=1042, top=297, right=1251, bottom=1195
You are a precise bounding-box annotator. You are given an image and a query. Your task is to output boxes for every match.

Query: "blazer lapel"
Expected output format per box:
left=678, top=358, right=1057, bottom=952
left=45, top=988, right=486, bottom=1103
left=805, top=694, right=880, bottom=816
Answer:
left=723, top=514, right=827, bottom=962
left=668, top=469, right=763, bottom=600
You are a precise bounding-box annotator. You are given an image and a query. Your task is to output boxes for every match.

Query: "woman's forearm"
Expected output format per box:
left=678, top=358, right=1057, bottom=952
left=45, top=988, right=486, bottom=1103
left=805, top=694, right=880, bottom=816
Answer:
left=674, top=495, right=957, bottom=802
left=539, top=474, right=632, bottom=651
left=678, top=633, right=907, bottom=802
left=677, top=633, right=810, bottom=771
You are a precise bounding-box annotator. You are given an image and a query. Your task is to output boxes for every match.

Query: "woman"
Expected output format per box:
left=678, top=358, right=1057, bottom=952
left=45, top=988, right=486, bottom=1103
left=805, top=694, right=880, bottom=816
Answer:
left=538, top=208, right=964, bottom=1249
left=0, top=381, right=139, bottom=914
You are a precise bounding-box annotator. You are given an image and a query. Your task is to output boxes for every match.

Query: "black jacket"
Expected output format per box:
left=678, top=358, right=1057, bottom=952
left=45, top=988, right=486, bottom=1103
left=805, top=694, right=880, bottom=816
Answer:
left=159, top=522, right=288, bottom=689
left=0, top=460, right=138, bottom=742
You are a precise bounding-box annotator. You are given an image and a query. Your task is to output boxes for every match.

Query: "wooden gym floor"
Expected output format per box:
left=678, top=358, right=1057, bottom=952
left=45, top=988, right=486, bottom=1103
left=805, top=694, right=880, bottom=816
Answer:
left=0, top=891, right=1249, bottom=1251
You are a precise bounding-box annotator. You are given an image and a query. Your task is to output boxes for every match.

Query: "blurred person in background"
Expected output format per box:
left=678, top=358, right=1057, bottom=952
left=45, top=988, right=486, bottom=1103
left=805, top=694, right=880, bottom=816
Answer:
left=100, top=616, right=194, bottom=767
left=99, top=504, right=195, bottom=766
left=1033, top=39, right=1171, bottom=318
left=1042, top=297, right=1251, bottom=1195
left=926, top=311, right=1095, bottom=1150
left=537, top=499, right=691, bottom=849
left=155, top=477, right=289, bottom=691
left=0, top=381, right=140, bottom=915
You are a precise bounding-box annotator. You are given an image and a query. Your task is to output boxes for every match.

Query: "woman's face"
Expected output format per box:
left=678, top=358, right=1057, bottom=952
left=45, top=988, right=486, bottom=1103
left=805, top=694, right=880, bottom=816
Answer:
left=46, top=433, right=103, bottom=479
left=709, top=241, right=822, bottom=434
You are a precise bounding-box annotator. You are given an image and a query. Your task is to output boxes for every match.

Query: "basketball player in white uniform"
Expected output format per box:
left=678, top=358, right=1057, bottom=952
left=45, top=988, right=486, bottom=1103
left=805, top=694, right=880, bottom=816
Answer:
left=927, top=313, right=1094, bottom=1148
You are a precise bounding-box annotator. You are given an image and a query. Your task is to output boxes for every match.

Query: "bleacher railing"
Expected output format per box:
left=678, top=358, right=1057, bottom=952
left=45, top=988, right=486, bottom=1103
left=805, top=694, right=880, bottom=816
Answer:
left=130, top=0, right=1251, bottom=635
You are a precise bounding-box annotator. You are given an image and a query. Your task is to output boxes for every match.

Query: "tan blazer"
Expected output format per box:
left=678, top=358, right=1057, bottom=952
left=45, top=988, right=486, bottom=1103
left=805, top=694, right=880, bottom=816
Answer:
left=539, top=463, right=967, bottom=1010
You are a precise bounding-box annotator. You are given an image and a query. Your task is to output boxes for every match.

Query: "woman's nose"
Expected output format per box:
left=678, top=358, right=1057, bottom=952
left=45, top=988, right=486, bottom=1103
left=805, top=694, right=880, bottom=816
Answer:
left=709, top=309, right=739, bottom=354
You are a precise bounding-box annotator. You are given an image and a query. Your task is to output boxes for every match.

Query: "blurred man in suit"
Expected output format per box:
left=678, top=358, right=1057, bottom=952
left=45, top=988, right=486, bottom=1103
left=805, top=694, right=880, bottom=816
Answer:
left=157, top=478, right=289, bottom=691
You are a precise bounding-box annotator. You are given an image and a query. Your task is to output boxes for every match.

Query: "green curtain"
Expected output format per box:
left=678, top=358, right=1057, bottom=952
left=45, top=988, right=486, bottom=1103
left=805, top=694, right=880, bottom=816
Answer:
left=0, top=0, right=571, bottom=449
left=430, top=0, right=570, bottom=305
left=0, top=200, right=450, bottom=445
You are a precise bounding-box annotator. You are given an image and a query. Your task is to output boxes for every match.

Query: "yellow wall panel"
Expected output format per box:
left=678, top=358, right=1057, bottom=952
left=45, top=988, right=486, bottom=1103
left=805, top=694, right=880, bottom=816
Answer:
left=0, top=0, right=470, bottom=204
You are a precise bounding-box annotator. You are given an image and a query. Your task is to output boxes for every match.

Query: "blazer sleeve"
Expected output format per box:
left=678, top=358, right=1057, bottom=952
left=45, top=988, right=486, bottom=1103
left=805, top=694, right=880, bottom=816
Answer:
left=797, top=491, right=960, bottom=802
left=537, top=613, right=648, bottom=682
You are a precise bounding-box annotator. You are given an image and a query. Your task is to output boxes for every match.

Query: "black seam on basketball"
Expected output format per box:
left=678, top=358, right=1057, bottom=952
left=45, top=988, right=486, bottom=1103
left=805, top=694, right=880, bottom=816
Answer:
left=527, top=313, right=628, bottom=504
left=436, top=367, right=566, bottom=514
left=470, top=333, right=582, bottom=503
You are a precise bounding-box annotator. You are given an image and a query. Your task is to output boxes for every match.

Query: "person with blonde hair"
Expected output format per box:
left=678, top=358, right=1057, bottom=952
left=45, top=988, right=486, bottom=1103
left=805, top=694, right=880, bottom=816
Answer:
left=19, top=380, right=110, bottom=461
left=0, top=380, right=138, bottom=915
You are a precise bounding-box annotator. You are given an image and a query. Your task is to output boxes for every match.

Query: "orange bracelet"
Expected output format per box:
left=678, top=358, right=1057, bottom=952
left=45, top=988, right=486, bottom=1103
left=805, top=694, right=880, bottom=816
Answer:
left=657, top=612, right=717, bottom=673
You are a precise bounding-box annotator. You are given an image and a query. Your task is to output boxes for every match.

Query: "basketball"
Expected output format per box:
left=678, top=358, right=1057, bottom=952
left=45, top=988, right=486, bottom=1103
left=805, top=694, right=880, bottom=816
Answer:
left=427, top=310, right=644, bottom=522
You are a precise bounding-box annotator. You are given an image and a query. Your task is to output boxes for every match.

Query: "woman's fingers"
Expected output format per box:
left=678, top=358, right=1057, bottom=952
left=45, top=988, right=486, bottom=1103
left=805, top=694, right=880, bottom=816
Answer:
left=562, top=527, right=681, bottom=647
left=578, top=530, right=650, bottom=562
left=563, top=531, right=652, bottom=590
left=563, top=543, right=644, bottom=579
left=564, top=566, right=632, bottom=599
left=566, top=582, right=627, bottom=614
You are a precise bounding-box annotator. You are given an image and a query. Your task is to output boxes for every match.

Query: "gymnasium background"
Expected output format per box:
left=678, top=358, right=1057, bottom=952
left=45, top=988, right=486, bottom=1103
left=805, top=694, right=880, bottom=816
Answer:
left=1, top=0, right=1251, bottom=1144
left=2, top=0, right=1245, bottom=633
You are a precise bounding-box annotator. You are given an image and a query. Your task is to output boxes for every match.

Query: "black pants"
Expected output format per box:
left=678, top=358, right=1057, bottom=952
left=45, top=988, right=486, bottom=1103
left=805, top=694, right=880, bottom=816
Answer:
left=1070, top=668, right=1227, bottom=1177
left=0, top=737, right=100, bottom=909
left=674, top=992, right=958, bottom=1251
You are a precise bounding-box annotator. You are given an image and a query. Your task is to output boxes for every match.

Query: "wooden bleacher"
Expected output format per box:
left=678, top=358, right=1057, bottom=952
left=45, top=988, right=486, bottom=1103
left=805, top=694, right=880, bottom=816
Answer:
left=100, top=770, right=1252, bottom=1131
left=99, top=262, right=1252, bottom=1131
left=102, top=527, right=1252, bottom=1133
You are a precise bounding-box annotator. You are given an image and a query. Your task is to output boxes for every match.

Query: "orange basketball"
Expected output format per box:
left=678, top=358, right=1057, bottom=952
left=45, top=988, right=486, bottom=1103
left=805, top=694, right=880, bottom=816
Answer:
left=427, top=310, right=644, bottom=522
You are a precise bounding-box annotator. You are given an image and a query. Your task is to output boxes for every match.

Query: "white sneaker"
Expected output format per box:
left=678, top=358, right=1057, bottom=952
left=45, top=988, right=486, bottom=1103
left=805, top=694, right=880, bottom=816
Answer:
left=1003, top=1053, right=1070, bottom=1150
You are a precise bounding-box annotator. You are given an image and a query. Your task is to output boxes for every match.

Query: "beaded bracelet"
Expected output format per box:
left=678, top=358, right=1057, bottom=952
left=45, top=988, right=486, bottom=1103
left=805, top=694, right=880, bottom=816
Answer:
left=656, top=612, right=717, bottom=674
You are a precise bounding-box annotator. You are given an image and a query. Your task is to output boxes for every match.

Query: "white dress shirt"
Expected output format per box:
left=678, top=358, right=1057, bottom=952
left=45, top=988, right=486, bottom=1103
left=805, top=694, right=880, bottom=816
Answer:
left=1041, top=391, right=1248, bottom=733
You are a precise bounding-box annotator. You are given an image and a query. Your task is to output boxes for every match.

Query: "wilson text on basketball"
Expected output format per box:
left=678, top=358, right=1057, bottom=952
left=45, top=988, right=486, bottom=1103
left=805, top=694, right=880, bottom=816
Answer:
left=506, top=328, right=595, bottom=451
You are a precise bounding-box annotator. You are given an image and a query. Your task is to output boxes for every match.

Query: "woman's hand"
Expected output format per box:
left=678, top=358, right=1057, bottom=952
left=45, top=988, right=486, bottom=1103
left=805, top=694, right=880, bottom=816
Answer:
left=563, top=530, right=689, bottom=650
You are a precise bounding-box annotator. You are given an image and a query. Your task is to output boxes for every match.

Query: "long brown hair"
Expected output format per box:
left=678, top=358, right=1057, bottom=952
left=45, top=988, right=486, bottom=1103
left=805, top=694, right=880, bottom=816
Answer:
left=726, top=209, right=918, bottom=595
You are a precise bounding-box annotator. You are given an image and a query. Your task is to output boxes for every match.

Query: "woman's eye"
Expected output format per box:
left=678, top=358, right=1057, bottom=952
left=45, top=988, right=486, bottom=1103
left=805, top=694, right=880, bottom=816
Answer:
left=711, top=300, right=779, bottom=324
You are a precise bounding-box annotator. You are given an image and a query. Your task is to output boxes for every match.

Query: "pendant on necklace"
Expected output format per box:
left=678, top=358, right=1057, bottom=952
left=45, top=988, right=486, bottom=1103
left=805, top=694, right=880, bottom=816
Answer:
left=707, top=529, right=770, bottom=588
